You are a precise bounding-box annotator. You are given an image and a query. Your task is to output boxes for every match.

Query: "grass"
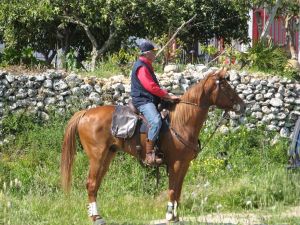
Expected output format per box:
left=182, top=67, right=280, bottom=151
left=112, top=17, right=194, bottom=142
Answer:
left=79, top=60, right=124, bottom=78
left=0, top=112, right=300, bottom=224
left=78, top=56, right=181, bottom=79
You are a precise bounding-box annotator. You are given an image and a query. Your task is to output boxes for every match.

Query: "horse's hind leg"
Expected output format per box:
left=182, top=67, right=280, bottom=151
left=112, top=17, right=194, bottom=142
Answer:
left=86, top=147, right=116, bottom=224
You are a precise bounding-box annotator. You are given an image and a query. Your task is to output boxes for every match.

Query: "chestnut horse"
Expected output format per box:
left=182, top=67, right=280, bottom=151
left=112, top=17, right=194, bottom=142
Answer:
left=61, top=68, right=245, bottom=224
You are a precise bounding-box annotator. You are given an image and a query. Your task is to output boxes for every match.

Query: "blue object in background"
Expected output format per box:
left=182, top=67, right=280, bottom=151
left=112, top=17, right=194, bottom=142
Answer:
left=288, top=117, right=300, bottom=169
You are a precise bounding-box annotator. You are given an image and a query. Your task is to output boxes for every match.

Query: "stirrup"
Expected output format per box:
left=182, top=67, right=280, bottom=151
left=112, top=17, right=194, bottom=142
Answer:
left=144, top=151, right=163, bottom=166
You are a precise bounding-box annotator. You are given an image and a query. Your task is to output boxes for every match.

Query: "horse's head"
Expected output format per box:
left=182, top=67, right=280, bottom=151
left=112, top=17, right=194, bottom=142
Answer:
left=205, top=68, right=246, bottom=114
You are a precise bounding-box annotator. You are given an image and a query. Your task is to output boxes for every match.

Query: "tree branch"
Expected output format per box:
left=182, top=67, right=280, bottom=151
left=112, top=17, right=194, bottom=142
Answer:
left=156, top=14, right=197, bottom=57
left=62, top=16, right=99, bottom=49
left=98, top=20, right=117, bottom=55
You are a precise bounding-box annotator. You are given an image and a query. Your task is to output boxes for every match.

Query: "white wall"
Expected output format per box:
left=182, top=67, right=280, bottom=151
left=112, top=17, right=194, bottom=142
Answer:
left=0, top=43, right=4, bottom=52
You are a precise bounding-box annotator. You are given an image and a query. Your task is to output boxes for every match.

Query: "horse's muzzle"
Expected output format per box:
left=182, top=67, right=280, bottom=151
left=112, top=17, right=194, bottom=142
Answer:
left=233, top=103, right=246, bottom=114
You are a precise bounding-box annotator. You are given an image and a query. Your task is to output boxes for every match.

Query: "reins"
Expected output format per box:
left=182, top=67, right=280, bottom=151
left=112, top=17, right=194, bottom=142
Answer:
left=169, top=99, right=229, bottom=156
left=200, top=111, right=229, bottom=151
left=178, top=100, right=203, bottom=107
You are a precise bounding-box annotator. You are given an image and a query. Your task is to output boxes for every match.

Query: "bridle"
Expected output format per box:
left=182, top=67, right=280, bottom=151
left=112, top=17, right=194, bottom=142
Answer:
left=168, top=74, right=238, bottom=157
left=169, top=109, right=229, bottom=158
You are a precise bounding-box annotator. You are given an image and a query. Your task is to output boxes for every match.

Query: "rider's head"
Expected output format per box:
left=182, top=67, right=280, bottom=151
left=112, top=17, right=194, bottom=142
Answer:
left=139, top=40, right=158, bottom=62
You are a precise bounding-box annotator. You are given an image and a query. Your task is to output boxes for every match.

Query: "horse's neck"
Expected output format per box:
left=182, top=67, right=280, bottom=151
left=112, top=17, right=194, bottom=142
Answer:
left=170, top=100, right=210, bottom=141
left=170, top=77, right=212, bottom=140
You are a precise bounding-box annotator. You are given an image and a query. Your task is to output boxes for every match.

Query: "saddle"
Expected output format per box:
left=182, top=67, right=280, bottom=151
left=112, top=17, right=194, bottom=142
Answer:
left=111, top=101, right=170, bottom=139
left=111, top=103, right=139, bottom=139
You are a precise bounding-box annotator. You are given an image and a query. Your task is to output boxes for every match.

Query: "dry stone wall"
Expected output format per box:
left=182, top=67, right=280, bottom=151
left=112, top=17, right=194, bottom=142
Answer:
left=0, top=65, right=300, bottom=141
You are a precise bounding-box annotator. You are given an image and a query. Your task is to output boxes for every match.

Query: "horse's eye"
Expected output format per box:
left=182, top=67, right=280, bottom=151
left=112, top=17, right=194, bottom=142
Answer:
left=225, top=75, right=230, bottom=81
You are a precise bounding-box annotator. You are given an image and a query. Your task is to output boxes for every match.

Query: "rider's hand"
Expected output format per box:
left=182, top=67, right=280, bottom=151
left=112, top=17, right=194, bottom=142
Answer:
left=163, top=94, right=181, bottom=103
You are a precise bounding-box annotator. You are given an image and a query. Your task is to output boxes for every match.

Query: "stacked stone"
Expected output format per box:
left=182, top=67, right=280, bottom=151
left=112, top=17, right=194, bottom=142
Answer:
left=0, top=65, right=300, bottom=140
left=230, top=70, right=300, bottom=137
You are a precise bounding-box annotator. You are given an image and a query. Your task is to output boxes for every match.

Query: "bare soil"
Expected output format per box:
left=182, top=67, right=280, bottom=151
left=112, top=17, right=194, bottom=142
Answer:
left=151, top=206, right=300, bottom=225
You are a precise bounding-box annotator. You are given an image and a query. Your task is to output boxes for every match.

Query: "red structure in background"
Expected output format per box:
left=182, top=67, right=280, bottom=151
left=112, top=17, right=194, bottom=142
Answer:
left=252, top=8, right=299, bottom=53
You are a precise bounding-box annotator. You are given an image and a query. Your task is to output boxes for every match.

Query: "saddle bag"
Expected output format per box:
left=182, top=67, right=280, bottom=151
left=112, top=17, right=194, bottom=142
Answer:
left=111, top=105, right=139, bottom=139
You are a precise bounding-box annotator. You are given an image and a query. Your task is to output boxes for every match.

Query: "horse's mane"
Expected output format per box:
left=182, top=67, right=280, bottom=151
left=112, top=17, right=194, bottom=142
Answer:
left=170, top=72, right=214, bottom=126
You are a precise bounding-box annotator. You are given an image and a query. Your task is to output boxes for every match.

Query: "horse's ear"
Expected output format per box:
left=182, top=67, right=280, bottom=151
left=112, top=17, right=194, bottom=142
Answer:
left=219, top=67, right=229, bottom=78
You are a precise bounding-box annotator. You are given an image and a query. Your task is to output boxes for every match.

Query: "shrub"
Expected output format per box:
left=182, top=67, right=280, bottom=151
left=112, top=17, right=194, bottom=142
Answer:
left=0, top=47, right=38, bottom=67
left=236, top=40, right=289, bottom=74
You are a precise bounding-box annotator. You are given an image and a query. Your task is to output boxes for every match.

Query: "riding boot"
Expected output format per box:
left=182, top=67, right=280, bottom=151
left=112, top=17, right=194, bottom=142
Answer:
left=145, top=139, right=163, bottom=166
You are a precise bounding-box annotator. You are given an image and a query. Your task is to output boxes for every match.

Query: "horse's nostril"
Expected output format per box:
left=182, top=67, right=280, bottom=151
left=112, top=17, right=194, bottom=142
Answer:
left=233, top=103, right=246, bottom=114
left=233, top=104, right=241, bottom=112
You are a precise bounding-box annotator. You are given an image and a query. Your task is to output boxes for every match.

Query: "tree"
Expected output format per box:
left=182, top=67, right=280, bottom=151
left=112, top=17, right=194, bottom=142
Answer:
left=0, top=0, right=255, bottom=69
left=0, top=0, right=59, bottom=65
left=260, top=0, right=282, bottom=39
left=183, top=0, right=250, bottom=51
left=250, top=0, right=299, bottom=59
left=278, top=0, right=300, bottom=59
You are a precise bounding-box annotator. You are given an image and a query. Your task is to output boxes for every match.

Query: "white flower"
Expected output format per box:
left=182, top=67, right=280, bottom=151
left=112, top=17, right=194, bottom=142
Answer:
left=203, top=181, right=210, bottom=188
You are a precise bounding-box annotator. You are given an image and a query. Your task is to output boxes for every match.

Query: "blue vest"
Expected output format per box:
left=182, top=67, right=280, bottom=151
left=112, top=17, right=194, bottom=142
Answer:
left=130, top=59, right=160, bottom=108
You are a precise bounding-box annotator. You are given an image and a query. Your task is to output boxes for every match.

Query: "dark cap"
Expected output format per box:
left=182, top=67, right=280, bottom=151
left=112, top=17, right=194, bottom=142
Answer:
left=139, top=41, right=158, bottom=53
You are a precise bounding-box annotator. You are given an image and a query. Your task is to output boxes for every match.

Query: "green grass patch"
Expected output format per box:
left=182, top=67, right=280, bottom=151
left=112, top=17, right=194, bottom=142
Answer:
left=0, top=113, right=300, bottom=224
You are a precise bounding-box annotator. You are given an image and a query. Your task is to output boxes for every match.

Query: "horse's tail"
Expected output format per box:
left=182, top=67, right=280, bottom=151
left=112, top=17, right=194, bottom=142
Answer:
left=61, top=110, right=86, bottom=193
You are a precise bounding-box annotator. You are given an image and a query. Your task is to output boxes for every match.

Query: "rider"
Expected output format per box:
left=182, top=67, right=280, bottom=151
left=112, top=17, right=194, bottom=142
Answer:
left=130, top=40, right=180, bottom=166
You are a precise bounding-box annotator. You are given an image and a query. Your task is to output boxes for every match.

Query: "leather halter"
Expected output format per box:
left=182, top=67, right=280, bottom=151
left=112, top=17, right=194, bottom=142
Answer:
left=168, top=76, right=235, bottom=157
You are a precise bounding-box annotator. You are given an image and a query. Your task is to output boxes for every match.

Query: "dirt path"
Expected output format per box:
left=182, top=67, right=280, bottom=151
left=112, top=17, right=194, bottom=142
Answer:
left=150, top=206, right=300, bottom=225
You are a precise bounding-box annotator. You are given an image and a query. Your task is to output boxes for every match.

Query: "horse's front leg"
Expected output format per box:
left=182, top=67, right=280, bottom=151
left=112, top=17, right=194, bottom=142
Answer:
left=166, top=160, right=190, bottom=222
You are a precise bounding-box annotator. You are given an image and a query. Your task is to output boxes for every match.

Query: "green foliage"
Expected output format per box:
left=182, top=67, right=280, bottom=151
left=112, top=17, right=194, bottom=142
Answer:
left=111, top=48, right=138, bottom=76
left=20, top=47, right=37, bottom=65
left=0, top=112, right=299, bottom=223
left=86, top=60, right=122, bottom=78
left=200, top=45, right=218, bottom=57
left=153, top=35, right=187, bottom=64
left=0, top=48, right=20, bottom=65
left=0, top=47, right=38, bottom=66
left=0, top=0, right=253, bottom=70
left=1, top=112, right=40, bottom=136
left=184, top=124, right=294, bottom=215
left=236, top=40, right=289, bottom=75
left=65, top=48, right=78, bottom=71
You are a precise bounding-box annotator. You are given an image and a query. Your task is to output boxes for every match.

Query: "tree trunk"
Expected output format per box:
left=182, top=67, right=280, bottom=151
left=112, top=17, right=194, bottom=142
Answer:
left=91, top=47, right=99, bottom=72
left=42, top=50, right=57, bottom=66
left=255, top=11, right=263, bottom=38
left=56, top=25, right=72, bottom=70
left=260, top=0, right=282, bottom=39
left=63, top=16, right=117, bottom=71
left=285, top=15, right=297, bottom=59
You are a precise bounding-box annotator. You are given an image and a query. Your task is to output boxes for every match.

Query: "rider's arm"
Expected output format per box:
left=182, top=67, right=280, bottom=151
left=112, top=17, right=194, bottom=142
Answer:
left=137, top=66, right=168, bottom=97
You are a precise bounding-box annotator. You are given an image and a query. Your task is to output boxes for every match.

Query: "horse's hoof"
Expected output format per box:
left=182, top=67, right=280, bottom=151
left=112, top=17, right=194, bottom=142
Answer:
left=166, top=217, right=180, bottom=224
left=166, top=212, right=173, bottom=221
left=93, top=217, right=106, bottom=225
left=166, top=214, right=179, bottom=223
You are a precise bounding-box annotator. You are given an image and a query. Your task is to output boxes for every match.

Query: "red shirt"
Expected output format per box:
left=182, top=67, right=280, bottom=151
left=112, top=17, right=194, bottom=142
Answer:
left=137, top=56, right=168, bottom=97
